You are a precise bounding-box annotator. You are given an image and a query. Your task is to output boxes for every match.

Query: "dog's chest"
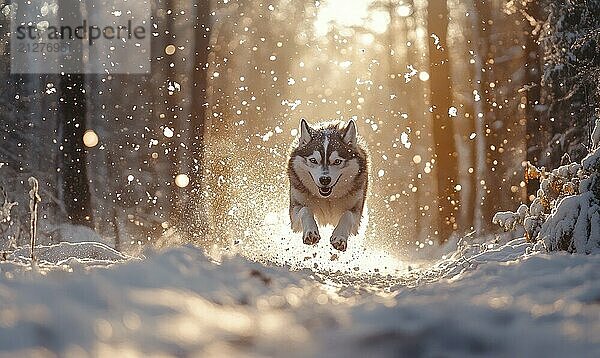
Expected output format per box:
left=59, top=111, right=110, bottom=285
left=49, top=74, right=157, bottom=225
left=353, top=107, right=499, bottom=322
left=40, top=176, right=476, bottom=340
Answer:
left=306, top=195, right=358, bottom=226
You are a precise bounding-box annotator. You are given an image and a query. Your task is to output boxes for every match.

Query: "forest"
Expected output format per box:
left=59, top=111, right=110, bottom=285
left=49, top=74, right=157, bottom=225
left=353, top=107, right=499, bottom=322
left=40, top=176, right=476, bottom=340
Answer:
left=0, top=0, right=599, bottom=356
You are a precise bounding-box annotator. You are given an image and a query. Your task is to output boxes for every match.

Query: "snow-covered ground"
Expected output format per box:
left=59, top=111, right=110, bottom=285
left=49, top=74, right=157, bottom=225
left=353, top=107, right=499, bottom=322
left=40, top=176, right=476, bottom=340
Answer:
left=0, top=237, right=599, bottom=357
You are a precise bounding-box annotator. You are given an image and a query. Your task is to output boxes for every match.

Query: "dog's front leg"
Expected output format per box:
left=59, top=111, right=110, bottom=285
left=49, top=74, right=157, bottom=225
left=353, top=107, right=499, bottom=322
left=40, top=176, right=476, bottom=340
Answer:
left=291, top=206, right=321, bottom=245
left=330, top=211, right=358, bottom=251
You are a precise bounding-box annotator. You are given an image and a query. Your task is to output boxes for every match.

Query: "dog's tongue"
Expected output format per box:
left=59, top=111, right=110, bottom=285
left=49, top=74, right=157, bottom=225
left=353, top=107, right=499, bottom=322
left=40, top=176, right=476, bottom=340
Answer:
left=319, top=187, right=332, bottom=197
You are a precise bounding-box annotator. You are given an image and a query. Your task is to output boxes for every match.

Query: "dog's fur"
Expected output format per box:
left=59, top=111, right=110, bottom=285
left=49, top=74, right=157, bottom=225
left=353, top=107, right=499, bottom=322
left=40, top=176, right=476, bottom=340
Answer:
left=287, top=119, right=368, bottom=251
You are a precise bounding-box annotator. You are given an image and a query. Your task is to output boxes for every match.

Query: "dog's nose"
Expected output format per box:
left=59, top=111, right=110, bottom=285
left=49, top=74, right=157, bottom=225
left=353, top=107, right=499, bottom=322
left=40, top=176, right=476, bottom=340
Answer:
left=319, top=176, right=331, bottom=186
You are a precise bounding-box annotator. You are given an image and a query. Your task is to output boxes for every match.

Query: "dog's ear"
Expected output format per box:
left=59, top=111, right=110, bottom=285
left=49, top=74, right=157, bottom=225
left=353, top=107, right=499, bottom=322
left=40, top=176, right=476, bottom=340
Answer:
left=300, top=118, right=313, bottom=145
left=343, top=119, right=357, bottom=145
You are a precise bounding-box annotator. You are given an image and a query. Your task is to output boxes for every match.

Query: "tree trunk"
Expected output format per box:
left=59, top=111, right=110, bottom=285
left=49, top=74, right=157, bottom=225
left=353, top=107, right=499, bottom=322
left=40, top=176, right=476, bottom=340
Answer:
left=57, top=0, right=93, bottom=226
left=427, top=0, right=458, bottom=242
left=180, top=0, right=211, bottom=239
left=58, top=73, right=93, bottom=226
left=524, top=1, right=544, bottom=199
left=470, top=0, right=489, bottom=233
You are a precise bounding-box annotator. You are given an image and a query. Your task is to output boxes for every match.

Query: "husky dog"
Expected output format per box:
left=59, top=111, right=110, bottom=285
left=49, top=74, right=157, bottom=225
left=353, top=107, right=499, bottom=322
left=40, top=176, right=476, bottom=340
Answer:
left=288, top=119, right=368, bottom=251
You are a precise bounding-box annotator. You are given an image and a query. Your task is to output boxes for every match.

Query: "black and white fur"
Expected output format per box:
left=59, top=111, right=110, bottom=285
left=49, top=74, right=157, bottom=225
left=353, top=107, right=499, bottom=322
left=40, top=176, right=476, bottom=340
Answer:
left=288, top=119, right=368, bottom=251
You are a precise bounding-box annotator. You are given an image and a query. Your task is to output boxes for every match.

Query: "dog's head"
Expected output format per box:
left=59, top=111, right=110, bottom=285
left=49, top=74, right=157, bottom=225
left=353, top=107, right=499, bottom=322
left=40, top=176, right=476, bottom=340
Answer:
left=290, top=118, right=363, bottom=198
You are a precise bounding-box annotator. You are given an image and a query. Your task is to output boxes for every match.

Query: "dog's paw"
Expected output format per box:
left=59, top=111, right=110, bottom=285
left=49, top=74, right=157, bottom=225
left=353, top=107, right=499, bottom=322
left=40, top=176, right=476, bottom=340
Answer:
left=330, top=235, right=348, bottom=251
left=303, top=230, right=321, bottom=245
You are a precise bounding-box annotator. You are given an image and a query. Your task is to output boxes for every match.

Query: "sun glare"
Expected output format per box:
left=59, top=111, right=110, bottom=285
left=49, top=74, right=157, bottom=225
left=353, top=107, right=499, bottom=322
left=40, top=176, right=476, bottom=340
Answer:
left=314, top=0, right=390, bottom=37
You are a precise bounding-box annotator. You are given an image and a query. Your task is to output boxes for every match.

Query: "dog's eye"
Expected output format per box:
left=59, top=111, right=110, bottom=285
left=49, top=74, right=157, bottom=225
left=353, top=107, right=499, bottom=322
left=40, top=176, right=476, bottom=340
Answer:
left=333, top=159, right=342, bottom=165
left=309, top=158, right=318, bottom=164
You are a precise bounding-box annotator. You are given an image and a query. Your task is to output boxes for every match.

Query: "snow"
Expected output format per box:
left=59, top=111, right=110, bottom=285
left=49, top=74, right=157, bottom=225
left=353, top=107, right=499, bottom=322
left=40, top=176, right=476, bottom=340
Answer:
left=492, top=204, right=527, bottom=231
left=494, top=147, right=600, bottom=254
left=1, top=237, right=598, bottom=357
left=6, top=241, right=130, bottom=266
left=540, top=192, right=600, bottom=253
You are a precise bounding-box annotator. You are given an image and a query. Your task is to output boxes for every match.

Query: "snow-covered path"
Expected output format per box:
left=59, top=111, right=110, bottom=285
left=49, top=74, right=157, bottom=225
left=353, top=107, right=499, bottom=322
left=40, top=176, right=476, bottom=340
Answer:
left=0, top=239, right=599, bottom=357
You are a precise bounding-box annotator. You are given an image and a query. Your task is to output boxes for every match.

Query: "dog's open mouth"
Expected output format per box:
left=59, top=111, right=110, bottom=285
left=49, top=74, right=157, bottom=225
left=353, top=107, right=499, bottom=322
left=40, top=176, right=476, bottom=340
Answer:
left=319, top=186, right=332, bottom=197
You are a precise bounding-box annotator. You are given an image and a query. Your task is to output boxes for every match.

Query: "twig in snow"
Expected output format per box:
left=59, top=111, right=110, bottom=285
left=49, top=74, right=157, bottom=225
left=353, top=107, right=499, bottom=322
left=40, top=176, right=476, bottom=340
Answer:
left=28, top=177, right=41, bottom=260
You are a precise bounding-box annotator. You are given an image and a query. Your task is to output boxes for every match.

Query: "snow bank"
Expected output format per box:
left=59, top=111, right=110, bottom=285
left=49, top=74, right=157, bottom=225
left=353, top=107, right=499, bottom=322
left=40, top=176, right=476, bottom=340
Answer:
left=0, top=238, right=598, bottom=357
left=7, top=241, right=130, bottom=265
left=43, top=223, right=113, bottom=246
left=0, top=245, right=333, bottom=357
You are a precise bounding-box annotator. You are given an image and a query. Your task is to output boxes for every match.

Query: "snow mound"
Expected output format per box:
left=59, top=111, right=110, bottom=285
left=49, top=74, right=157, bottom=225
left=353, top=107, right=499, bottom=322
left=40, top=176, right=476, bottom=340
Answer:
left=5, top=241, right=130, bottom=267
left=44, top=223, right=113, bottom=246
left=0, top=245, right=334, bottom=357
